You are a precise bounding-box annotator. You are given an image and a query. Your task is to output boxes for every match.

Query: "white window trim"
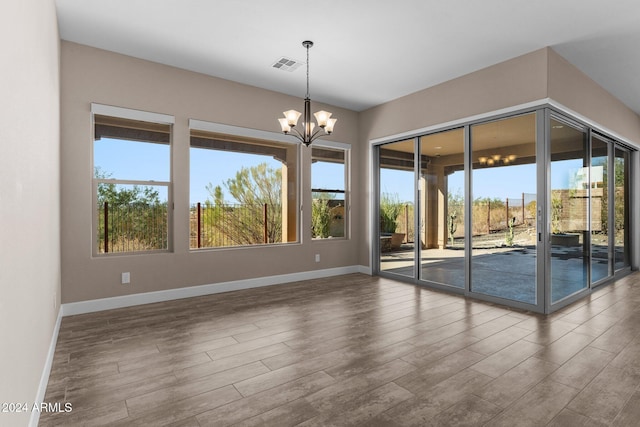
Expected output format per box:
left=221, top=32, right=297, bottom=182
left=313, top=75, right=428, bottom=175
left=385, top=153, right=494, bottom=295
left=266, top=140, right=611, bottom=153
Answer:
left=311, top=143, right=351, bottom=241
left=92, top=105, right=174, bottom=256
left=310, top=139, right=351, bottom=151
left=189, top=119, right=298, bottom=146
left=91, top=103, right=175, bottom=125
left=189, top=119, right=307, bottom=250
left=189, top=119, right=351, bottom=148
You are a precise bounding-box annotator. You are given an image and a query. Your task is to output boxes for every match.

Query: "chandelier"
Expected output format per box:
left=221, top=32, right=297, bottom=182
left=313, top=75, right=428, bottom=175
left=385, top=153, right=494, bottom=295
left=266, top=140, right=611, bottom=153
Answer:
left=278, top=41, right=337, bottom=146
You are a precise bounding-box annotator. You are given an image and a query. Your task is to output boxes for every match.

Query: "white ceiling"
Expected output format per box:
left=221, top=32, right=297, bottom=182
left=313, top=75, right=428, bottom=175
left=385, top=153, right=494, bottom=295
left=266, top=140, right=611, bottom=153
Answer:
left=55, top=0, right=640, bottom=114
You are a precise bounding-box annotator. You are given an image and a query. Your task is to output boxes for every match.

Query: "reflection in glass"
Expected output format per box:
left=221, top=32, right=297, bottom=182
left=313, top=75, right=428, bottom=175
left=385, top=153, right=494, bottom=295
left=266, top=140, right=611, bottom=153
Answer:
left=379, top=139, right=415, bottom=278
left=591, top=136, right=609, bottom=284
left=614, top=147, right=630, bottom=270
left=470, top=113, right=537, bottom=304
left=419, top=129, right=465, bottom=288
left=550, top=119, right=588, bottom=302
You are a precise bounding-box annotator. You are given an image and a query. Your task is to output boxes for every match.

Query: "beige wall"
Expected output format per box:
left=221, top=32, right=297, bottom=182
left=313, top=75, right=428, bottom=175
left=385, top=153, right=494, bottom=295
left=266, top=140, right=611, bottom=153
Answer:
left=0, top=0, right=60, bottom=424
left=357, top=47, right=640, bottom=267
left=60, top=42, right=361, bottom=303
left=360, top=48, right=549, bottom=143
left=547, top=48, right=640, bottom=143
left=357, top=49, right=550, bottom=267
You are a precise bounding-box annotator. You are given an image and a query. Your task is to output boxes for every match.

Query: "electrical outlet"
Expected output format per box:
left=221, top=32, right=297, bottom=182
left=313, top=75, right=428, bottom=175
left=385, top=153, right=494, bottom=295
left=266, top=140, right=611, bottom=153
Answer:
left=315, top=254, right=320, bottom=262
left=121, top=272, right=131, bottom=284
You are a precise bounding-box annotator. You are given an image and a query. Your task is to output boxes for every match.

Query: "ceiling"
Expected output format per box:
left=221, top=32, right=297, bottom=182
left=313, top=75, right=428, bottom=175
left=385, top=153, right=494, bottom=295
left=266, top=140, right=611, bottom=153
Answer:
left=55, top=0, right=640, bottom=114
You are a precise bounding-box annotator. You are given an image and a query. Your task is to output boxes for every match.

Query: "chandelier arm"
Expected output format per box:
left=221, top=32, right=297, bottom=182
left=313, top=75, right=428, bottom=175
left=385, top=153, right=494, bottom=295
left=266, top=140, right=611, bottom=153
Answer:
left=290, top=127, right=305, bottom=140
left=309, top=128, right=323, bottom=141
left=289, top=128, right=304, bottom=143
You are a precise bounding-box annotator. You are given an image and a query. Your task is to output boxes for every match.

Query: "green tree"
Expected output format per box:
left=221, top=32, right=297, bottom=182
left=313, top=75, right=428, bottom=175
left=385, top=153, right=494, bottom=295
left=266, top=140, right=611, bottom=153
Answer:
left=95, top=167, right=161, bottom=206
left=312, top=193, right=332, bottom=238
left=380, top=192, right=403, bottom=233
left=599, top=157, right=626, bottom=235
left=204, top=162, right=283, bottom=245
left=94, top=167, right=167, bottom=252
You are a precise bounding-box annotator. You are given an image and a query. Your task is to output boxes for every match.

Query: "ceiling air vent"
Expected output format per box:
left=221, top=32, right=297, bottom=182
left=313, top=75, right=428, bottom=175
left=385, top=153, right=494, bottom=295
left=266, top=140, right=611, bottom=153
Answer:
left=272, top=57, right=303, bottom=72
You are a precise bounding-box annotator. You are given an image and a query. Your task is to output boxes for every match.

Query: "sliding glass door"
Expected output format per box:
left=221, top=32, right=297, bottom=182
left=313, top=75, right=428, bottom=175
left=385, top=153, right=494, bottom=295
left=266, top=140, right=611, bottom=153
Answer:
left=374, top=108, right=633, bottom=313
left=549, top=118, right=589, bottom=303
left=590, top=135, right=610, bottom=284
left=419, top=129, right=465, bottom=288
left=470, top=113, right=538, bottom=304
left=614, top=146, right=630, bottom=271
left=378, top=138, right=416, bottom=279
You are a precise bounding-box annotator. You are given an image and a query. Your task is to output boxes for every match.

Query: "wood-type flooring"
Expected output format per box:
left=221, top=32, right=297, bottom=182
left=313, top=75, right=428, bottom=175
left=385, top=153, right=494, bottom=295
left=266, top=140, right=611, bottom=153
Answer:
left=40, top=273, right=640, bottom=426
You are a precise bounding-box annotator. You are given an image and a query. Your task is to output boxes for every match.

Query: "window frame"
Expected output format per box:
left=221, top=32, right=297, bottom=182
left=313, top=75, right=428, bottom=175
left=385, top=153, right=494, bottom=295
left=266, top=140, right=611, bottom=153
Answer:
left=91, top=103, right=174, bottom=256
left=311, top=140, right=351, bottom=241
left=188, top=119, right=302, bottom=250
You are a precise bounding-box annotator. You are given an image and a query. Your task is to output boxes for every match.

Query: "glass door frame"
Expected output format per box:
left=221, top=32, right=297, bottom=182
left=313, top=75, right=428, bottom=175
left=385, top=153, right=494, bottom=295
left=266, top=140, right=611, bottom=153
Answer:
left=372, top=106, right=634, bottom=314
left=590, top=131, right=615, bottom=288
left=373, top=136, right=421, bottom=283
left=546, top=110, right=592, bottom=312
left=465, top=111, right=545, bottom=313
left=613, top=143, right=632, bottom=275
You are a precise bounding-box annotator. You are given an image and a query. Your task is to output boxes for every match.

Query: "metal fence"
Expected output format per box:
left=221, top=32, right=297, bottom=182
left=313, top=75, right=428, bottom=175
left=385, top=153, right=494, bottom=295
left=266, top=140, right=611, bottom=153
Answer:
left=471, top=193, right=536, bottom=235
left=97, top=195, right=538, bottom=253
left=385, top=196, right=536, bottom=244
left=394, top=204, right=415, bottom=243
left=97, top=202, right=168, bottom=253
left=190, top=202, right=282, bottom=249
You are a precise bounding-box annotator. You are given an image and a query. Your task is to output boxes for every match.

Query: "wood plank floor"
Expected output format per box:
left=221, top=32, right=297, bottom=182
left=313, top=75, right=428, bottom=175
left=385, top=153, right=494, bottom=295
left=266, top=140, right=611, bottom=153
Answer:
left=40, top=272, right=640, bottom=426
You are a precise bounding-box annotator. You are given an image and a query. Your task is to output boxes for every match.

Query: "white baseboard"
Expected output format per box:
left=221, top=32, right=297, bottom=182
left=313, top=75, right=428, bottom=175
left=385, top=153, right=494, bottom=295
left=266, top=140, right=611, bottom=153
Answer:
left=62, top=265, right=371, bottom=316
left=31, top=266, right=370, bottom=425
left=29, top=306, right=63, bottom=427
left=357, top=264, right=372, bottom=275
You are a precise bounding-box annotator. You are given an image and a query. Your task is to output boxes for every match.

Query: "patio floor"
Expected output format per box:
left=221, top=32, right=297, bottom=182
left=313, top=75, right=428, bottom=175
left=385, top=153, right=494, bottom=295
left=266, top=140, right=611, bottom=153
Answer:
left=381, top=244, right=617, bottom=305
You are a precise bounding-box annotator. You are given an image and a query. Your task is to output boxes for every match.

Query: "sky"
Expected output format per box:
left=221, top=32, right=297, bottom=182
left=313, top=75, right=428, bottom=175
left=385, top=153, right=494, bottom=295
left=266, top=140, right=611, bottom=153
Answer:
left=381, top=160, right=586, bottom=204
left=96, top=138, right=584, bottom=206
left=94, top=138, right=344, bottom=204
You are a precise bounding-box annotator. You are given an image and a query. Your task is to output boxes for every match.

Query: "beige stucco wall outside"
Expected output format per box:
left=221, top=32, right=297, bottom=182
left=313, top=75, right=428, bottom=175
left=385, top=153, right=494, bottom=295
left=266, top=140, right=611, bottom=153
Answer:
left=60, top=41, right=361, bottom=303
left=0, top=0, right=60, bottom=425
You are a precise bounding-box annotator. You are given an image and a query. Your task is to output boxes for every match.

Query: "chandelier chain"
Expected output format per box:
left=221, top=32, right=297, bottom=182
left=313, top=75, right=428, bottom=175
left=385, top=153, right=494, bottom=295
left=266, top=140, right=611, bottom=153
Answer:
left=305, top=43, right=310, bottom=98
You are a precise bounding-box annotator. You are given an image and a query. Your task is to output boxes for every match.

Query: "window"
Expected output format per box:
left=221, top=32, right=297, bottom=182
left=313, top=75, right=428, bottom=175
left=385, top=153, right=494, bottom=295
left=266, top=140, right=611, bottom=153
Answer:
left=92, top=105, right=172, bottom=254
left=311, top=145, right=349, bottom=239
left=189, top=124, right=299, bottom=249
